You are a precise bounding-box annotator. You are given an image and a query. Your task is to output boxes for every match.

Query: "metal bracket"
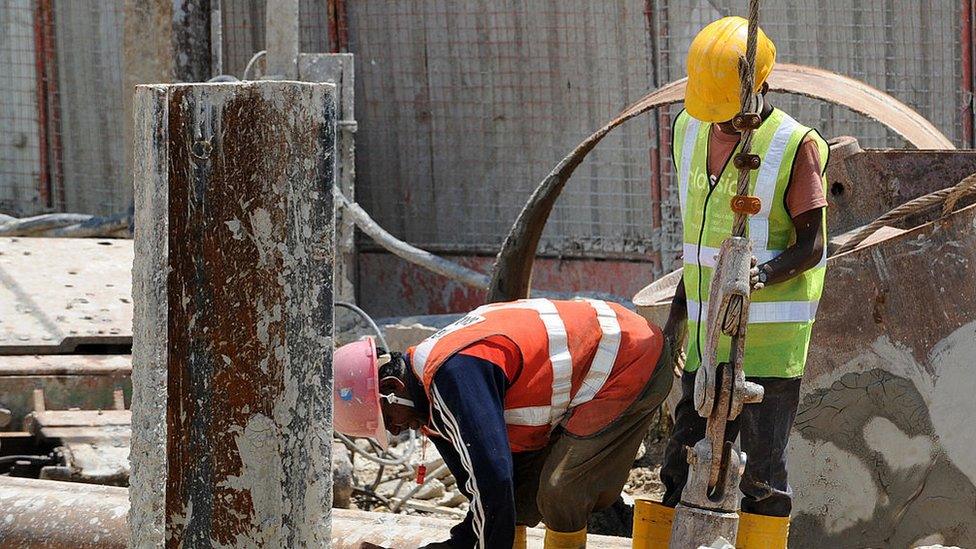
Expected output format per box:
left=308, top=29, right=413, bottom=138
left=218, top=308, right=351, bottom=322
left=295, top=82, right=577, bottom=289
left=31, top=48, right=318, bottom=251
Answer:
left=733, top=153, right=761, bottom=171
left=732, top=112, right=762, bottom=131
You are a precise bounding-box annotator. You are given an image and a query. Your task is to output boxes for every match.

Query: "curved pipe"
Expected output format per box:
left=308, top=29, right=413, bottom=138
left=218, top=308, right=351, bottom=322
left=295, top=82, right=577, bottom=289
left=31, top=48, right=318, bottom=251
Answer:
left=487, top=63, right=953, bottom=302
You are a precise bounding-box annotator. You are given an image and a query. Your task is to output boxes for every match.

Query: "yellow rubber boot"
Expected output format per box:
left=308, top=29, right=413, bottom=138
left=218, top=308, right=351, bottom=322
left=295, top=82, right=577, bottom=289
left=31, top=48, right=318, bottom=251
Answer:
left=544, top=527, right=587, bottom=549
left=632, top=499, right=674, bottom=548
left=736, top=511, right=790, bottom=549
left=513, top=525, right=527, bottom=549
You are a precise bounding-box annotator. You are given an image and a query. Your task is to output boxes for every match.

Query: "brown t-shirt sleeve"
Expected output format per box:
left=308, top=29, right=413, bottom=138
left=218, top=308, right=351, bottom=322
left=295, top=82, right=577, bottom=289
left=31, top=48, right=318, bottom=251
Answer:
left=786, top=137, right=828, bottom=218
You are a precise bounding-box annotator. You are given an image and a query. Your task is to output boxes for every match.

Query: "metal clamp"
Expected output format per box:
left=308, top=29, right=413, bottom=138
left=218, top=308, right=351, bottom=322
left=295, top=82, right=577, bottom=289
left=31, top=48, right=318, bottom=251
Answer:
left=732, top=112, right=762, bottom=131
left=730, top=195, right=762, bottom=215
left=733, top=153, right=761, bottom=171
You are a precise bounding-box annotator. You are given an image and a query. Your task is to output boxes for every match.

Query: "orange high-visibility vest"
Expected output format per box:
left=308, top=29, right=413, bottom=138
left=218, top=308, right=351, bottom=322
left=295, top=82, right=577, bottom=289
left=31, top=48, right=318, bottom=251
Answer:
left=407, top=298, right=663, bottom=452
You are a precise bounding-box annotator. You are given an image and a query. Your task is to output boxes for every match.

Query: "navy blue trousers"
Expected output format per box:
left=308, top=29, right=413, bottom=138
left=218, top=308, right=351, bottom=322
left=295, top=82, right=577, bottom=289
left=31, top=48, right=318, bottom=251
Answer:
left=660, top=373, right=801, bottom=517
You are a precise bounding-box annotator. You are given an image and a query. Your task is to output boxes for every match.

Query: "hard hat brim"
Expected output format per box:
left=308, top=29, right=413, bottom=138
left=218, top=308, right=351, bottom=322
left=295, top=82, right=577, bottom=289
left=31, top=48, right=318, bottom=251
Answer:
left=684, top=82, right=740, bottom=124
left=364, top=336, right=390, bottom=450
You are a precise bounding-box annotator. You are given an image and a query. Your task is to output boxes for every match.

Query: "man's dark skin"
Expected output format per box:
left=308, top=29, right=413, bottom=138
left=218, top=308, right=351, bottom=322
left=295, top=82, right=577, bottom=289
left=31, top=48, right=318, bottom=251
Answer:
left=663, top=87, right=826, bottom=357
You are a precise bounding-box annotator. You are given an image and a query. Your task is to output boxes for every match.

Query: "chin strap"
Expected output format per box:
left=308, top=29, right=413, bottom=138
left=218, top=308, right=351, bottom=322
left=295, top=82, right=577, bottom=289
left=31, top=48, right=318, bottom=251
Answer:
left=380, top=392, right=416, bottom=408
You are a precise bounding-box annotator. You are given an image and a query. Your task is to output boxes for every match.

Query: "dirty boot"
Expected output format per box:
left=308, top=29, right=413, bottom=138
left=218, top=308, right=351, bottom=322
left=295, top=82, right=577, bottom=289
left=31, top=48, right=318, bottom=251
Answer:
left=632, top=499, right=674, bottom=548
left=543, top=527, right=587, bottom=548
left=736, top=511, right=789, bottom=549
left=513, top=525, right=527, bottom=549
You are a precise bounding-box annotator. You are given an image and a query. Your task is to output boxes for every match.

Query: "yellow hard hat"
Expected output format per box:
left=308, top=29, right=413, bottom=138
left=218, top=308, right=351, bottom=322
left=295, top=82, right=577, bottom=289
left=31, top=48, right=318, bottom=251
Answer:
left=685, top=16, right=776, bottom=123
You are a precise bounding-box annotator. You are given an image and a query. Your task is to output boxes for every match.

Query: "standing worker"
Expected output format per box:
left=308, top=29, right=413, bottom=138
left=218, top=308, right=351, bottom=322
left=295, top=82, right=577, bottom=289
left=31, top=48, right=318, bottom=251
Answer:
left=652, top=16, right=829, bottom=548
left=333, top=298, right=671, bottom=548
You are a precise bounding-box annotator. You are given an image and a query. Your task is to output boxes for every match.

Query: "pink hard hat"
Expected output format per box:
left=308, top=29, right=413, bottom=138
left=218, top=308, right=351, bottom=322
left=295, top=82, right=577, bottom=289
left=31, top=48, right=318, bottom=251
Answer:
left=333, top=337, right=388, bottom=449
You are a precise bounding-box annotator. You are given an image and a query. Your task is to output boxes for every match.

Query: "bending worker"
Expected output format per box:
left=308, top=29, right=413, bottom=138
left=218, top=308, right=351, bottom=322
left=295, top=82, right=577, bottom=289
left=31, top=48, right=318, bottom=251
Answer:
left=654, top=16, right=829, bottom=546
left=333, top=298, right=671, bottom=548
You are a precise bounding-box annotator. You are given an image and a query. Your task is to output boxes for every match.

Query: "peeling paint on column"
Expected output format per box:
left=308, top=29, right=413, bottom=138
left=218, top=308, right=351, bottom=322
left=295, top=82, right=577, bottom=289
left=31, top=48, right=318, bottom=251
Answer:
left=131, top=81, right=336, bottom=548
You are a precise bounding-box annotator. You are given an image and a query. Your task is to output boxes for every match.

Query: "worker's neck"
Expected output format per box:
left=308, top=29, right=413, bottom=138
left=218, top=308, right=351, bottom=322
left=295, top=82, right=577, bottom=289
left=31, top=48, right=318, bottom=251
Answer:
left=401, top=354, right=431, bottom=416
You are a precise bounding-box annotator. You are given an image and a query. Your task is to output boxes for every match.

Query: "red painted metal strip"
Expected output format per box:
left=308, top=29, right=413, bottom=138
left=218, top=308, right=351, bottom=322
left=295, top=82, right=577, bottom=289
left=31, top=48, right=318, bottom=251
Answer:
left=41, top=0, right=63, bottom=209
left=32, top=0, right=51, bottom=209
left=327, top=0, right=349, bottom=53
left=963, top=0, right=975, bottom=148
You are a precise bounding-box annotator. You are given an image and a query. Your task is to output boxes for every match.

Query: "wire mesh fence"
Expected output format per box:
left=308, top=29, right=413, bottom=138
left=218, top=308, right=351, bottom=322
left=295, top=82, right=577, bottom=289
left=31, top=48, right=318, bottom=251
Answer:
left=1, top=0, right=51, bottom=216
left=0, top=0, right=973, bottom=270
left=221, top=0, right=333, bottom=78
left=0, top=0, right=124, bottom=217
left=349, top=0, right=660, bottom=262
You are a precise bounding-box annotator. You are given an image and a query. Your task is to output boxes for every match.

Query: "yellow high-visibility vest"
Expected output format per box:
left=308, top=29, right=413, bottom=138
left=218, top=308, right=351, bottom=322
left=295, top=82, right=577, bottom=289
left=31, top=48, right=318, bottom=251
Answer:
left=672, top=108, right=829, bottom=378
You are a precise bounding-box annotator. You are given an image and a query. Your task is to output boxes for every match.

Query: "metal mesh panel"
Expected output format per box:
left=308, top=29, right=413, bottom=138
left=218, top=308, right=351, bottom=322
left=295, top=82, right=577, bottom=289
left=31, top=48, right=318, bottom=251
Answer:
left=1, top=0, right=51, bottom=216
left=350, top=1, right=659, bottom=258
left=0, top=0, right=124, bottom=217
left=651, top=0, right=969, bottom=263
left=221, top=0, right=332, bottom=78
left=54, top=0, right=125, bottom=216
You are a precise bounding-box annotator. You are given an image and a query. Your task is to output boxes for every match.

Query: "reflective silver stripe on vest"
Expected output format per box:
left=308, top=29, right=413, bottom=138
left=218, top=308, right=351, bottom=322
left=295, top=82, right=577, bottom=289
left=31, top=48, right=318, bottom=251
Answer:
left=415, top=299, right=624, bottom=428
left=415, top=299, right=574, bottom=428
left=504, top=405, right=551, bottom=426
left=683, top=243, right=780, bottom=269
left=569, top=299, right=622, bottom=408
left=528, top=299, right=574, bottom=426
left=748, top=115, right=801, bottom=251
left=678, top=117, right=701, bottom=215
left=682, top=243, right=826, bottom=270
left=686, top=299, right=820, bottom=325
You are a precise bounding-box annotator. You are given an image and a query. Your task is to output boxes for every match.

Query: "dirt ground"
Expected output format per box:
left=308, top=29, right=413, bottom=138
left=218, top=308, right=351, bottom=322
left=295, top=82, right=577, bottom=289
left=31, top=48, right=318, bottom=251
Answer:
left=626, top=428, right=668, bottom=501
left=344, top=414, right=672, bottom=538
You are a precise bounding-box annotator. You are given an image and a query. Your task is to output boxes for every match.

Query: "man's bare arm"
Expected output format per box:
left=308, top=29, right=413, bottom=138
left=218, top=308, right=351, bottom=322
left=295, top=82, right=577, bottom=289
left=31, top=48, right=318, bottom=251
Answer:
left=750, top=207, right=825, bottom=290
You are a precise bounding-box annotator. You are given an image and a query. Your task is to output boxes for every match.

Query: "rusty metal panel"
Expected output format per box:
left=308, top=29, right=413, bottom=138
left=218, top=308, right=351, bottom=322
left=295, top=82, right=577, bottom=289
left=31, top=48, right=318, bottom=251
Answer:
left=0, top=237, right=133, bottom=354
left=130, top=82, right=335, bottom=547
left=0, top=354, right=130, bottom=430
left=635, top=203, right=976, bottom=547
left=826, top=149, right=976, bottom=234
left=789, top=203, right=976, bottom=547
left=357, top=251, right=659, bottom=317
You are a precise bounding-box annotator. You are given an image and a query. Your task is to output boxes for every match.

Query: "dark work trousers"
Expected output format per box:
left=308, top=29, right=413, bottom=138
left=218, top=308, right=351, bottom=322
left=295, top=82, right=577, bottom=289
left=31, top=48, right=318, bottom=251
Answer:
left=510, top=348, right=675, bottom=532
left=660, top=372, right=801, bottom=517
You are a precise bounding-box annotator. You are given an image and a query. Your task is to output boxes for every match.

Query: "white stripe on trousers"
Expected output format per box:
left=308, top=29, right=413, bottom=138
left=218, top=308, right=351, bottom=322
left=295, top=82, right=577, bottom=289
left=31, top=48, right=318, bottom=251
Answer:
left=432, top=385, right=486, bottom=549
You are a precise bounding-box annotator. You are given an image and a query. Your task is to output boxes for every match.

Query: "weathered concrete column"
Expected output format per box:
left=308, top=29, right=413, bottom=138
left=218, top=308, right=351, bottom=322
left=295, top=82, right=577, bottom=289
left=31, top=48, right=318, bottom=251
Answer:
left=130, top=81, right=336, bottom=547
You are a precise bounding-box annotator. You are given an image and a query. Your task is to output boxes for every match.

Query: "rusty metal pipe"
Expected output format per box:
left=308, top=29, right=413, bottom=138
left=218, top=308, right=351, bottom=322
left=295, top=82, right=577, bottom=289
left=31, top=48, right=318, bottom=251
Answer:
left=0, top=477, right=128, bottom=548
left=0, top=478, right=632, bottom=548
